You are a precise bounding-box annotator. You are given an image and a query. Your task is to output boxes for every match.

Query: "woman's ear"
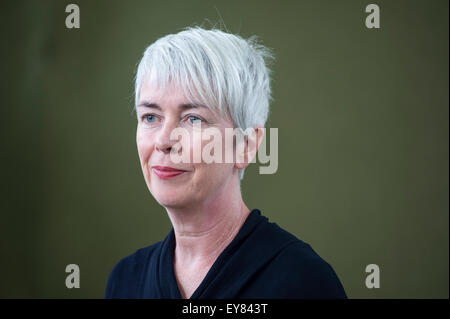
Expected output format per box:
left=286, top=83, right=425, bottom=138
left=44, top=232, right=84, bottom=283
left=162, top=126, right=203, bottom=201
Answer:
left=235, top=126, right=265, bottom=170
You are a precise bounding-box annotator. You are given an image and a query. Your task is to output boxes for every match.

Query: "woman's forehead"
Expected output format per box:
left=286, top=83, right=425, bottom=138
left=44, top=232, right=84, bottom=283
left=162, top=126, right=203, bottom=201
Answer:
left=138, top=79, right=232, bottom=123
left=139, top=81, right=188, bottom=103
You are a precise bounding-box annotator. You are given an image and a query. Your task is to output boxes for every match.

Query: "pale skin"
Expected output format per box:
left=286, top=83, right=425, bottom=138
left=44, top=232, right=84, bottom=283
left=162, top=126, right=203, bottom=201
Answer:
left=136, top=82, right=264, bottom=298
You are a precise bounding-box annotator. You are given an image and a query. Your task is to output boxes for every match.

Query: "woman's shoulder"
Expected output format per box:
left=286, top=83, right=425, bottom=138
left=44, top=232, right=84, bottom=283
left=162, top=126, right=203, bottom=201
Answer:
left=253, top=218, right=347, bottom=298
left=274, top=240, right=339, bottom=278
left=115, top=241, right=162, bottom=267
left=104, top=241, right=163, bottom=298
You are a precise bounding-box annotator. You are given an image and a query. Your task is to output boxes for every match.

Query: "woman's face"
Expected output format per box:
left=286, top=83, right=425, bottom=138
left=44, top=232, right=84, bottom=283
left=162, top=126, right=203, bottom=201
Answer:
left=136, top=82, right=237, bottom=209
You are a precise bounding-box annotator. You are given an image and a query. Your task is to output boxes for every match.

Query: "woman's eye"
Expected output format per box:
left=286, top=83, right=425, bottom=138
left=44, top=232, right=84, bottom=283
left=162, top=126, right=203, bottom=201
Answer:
left=144, top=115, right=156, bottom=123
left=188, top=115, right=203, bottom=124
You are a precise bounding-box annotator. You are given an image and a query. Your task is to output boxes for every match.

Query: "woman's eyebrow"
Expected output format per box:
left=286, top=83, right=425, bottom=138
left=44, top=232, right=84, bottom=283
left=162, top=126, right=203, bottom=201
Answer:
left=137, top=101, right=207, bottom=110
left=138, top=101, right=161, bottom=109
left=179, top=103, right=207, bottom=110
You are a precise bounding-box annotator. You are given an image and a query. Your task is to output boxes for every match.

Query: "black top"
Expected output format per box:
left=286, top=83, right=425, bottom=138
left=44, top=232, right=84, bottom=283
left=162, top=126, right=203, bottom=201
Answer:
left=105, top=209, right=347, bottom=299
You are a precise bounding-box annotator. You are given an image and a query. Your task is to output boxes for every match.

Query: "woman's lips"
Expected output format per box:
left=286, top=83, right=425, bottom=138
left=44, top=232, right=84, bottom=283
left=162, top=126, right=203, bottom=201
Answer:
left=152, top=166, right=186, bottom=180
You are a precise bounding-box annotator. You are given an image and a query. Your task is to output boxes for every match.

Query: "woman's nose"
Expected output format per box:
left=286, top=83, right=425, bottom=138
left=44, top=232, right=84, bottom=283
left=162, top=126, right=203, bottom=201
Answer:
left=155, top=122, right=177, bottom=154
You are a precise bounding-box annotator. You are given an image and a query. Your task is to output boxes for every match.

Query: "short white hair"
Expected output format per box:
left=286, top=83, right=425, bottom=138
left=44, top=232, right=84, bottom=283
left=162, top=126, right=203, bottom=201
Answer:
left=135, top=26, right=274, bottom=180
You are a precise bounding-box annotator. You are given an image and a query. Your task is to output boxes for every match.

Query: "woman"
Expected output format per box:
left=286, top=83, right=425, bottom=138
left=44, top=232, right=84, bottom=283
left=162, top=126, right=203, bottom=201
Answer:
left=105, top=27, right=347, bottom=299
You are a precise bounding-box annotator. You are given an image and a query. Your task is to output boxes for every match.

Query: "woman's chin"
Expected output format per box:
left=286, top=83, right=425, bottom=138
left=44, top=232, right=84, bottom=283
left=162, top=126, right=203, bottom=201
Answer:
left=152, top=191, right=189, bottom=209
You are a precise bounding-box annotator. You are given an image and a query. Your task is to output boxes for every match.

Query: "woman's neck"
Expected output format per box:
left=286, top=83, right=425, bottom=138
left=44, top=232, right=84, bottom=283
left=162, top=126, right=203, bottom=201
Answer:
left=166, top=178, right=250, bottom=266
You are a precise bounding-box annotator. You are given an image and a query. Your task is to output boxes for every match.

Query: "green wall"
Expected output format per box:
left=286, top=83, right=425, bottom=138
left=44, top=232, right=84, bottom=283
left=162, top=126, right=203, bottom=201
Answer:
left=1, top=0, right=448, bottom=298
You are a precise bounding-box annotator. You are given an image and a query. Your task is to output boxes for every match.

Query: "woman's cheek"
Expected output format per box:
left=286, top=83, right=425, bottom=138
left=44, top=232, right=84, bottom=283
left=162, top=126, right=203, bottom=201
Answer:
left=189, top=130, right=203, bottom=163
left=137, top=129, right=154, bottom=164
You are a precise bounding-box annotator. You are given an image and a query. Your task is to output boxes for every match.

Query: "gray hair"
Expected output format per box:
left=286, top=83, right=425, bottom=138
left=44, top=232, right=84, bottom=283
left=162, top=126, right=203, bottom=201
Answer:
left=135, top=26, right=274, bottom=180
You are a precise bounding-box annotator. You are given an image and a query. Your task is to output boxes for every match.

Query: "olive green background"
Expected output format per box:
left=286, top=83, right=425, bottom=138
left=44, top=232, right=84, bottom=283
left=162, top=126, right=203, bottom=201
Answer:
left=1, top=0, right=448, bottom=298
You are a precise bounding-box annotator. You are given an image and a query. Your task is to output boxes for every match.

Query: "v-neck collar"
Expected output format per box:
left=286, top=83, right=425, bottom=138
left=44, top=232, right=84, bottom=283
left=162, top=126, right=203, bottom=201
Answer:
left=159, top=209, right=265, bottom=299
